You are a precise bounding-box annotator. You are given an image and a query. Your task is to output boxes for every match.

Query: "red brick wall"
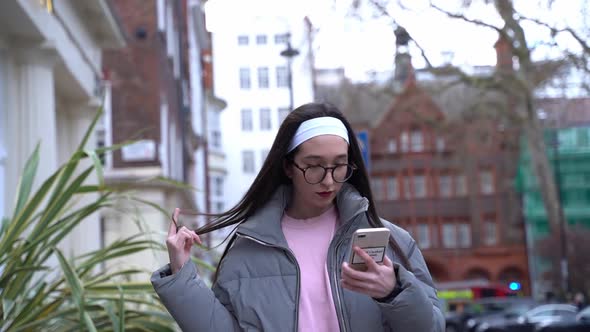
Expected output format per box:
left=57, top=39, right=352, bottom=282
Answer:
left=368, top=84, right=529, bottom=293
left=104, top=0, right=185, bottom=169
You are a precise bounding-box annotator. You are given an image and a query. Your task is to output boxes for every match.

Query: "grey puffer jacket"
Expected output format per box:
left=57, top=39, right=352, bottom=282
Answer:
left=152, top=184, right=444, bottom=331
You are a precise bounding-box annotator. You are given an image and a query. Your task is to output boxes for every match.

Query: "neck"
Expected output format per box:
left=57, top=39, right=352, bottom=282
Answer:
left=285, top=199, right=334, bottom=220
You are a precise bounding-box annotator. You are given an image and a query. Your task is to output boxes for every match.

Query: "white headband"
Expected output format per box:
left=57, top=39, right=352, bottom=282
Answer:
left=288, top=117, right=349, bottom=152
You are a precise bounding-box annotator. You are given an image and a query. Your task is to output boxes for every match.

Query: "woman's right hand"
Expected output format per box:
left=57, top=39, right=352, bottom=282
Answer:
left=167, top=208, right=202, bottom=274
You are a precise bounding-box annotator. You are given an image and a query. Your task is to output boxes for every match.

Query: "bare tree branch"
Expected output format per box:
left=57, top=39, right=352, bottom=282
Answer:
left=430, top=2, right=503, bottom=33
left=518, top=15, right=590, bottom=55
left=363, top=0, right=435, bottom=68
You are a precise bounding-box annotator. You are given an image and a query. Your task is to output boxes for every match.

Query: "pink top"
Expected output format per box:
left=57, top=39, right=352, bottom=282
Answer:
left=281, top=206, right=340, bottom=332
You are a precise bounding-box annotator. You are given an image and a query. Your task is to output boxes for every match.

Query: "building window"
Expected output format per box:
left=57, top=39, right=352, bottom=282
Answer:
left=241, top=109, right=253, bottom=131
left=157, top=0, right=165, bottom=31
left=260, top=108, right=271, bottom=130
left=387, top=176, right=399, bottom=200
left=403, top=176, right=412, bottom=199
left=577, top=128, right=589, bottom=146
left=238, top=35, right=249, bottom=45
left=436, top=137, right=446, bottom=152
left=256, top=34, right=267, bottom=45
left=438, top=175, right=452, bottom=198
left=274, top=33, right=288, bottom=44
left=456, top=174, right=467, bottom=196
left=484, top=220, right=497, bottom=245
left=261, top=149, right=270, bottom=164
left=458, top=223, right=471, bottom=248
left=211, top=130, right=221, bottom=149
left=278, top=107, right=290, bottom=124
left=96, top=130, right=106, bottom=165
left=216, top=202, right=224, bottom=213
left=401, top=131, right=410, bottom=152
left=388, top=139, right=397, bottom=153
left=257, top=67, right=269, bottom=89
left=417, top=224, right=430, bottom=249
left=276, top=66, right=288, bottom=88
left=239, top=67, right=251, bottom=89
left=442, top=224, right=457, bottom=248
left=213, top=177, right=223, bottom=196
left=413, top=175, right=427, bottom=198
left=410, top=130, right=424, bottom=152
left=242, top=150, right=255, bottom=173
left=371, top=177, right=383, bottom=200
left=479, top=170, right=495, bottom=194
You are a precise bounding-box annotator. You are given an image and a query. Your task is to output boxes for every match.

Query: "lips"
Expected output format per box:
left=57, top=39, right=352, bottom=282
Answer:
left=317, top=191, right=333, bottom=198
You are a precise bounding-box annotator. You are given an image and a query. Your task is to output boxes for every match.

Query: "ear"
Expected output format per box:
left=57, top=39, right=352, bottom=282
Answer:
left=283, top=159, right=293, bottom=179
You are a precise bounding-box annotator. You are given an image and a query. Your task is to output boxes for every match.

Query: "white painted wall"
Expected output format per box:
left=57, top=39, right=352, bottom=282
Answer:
left=188, top=0, right=208, bottom=221
left=212, top=15, right=315, bottom=209
left=0, top=51, right=5, bottom=219
left=0, top=0, right=123, bottom=259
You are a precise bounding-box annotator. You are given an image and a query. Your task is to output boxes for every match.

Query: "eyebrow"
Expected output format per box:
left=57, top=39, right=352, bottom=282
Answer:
left=301, top=154, right=348, bottom=161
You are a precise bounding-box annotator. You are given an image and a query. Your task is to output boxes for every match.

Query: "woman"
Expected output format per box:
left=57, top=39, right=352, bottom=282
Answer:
left=152, top=103, right=444, bottom=331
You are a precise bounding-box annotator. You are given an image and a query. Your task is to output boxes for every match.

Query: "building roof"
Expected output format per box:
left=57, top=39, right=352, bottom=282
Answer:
left=315, top=79, right=395, bottom=128
left=315, top=74, right=511, bottom=129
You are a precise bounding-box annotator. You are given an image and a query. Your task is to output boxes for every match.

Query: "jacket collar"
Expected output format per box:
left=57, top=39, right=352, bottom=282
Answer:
left=236, top=183, right=369, bottom=247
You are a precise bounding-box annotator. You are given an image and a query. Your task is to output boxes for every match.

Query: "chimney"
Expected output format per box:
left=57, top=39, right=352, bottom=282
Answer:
left=393, top=26, right=415, bottom=87
left=494, top=34, right=513, bottom=72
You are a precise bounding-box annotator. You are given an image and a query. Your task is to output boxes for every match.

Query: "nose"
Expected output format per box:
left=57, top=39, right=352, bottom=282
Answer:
left=321, top=169, right=335, bottom=186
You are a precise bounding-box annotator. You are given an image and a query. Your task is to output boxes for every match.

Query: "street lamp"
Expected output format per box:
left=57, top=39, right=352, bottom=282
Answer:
left=280, top=33, right=299, bottom=111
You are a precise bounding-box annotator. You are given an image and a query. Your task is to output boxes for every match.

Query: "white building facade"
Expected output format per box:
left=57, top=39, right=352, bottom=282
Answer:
left=188, top=0, right=227, bottom=246
left=0, top=0, right=125, bottom=256
left=208, top=7, right=315, bottom=212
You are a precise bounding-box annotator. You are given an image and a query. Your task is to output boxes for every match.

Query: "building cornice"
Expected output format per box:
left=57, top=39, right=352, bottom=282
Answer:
left=70, top=0, right=126, bottom=48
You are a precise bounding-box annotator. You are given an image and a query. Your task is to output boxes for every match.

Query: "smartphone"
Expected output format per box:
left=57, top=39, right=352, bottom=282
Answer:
left=348, top=227, right=390, bottom=271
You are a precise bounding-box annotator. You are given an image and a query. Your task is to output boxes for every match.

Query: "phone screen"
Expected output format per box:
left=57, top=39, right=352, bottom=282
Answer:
left=351, top=246, right=386, bottom=264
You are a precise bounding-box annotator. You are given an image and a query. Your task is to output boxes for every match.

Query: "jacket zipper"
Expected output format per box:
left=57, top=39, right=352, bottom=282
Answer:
left=235, top=232, right=301, bottom=332
left=332, top=240, right=348, bottom=332
left=331, top=208, right=367, bottom=332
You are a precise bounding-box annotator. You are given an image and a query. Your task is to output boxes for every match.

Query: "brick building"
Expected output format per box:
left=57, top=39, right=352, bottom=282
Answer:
left=316, top=32, right=530, bottom=297
left=100, top=0, right=210, bottom=271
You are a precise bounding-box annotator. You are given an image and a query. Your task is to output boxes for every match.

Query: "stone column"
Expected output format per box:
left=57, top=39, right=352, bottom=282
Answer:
left=5, top=47, right=59, bottom=203
left=56, top=100, right=103, bottom=257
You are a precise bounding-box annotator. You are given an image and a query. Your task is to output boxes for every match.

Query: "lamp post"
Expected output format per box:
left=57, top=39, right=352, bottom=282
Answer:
left=280, top=33, right=299, bottom=111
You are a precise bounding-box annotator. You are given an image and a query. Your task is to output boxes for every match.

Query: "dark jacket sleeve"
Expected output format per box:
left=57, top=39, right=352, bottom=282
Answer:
left=151, top=261, right=241, bottom=331
left=377, top=234, right=445, bottom=332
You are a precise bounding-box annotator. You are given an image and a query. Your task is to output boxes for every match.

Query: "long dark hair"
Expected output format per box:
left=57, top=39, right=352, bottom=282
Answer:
left=196, top=102, right=412, bottom=271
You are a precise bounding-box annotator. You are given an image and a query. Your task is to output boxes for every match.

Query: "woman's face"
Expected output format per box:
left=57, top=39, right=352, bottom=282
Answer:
left=286, top=134, right=350, bottom=216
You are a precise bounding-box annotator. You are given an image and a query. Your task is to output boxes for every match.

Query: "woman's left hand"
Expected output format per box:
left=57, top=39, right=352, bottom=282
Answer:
left=341, top=246, right=397, bottom=299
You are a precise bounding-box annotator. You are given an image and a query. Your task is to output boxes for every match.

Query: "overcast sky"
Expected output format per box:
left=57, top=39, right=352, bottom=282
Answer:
left=205, top=0, right=588, bottom=82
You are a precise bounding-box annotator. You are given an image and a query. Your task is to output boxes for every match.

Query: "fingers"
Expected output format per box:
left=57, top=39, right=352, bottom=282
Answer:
left=383, top=255, right=393, bottom=267
left=342, top=262, right=370, bottom=282
left=176, top=227, right=195, bottom=247
left=168, top=208, right=180, bottom=236
left=169, top=226, right=201, bottom=249
left=194, top=232, right=203, bottom=245
left=340, top=252, right=396, bottom=298
left=354, top=246, right=380, bottom=271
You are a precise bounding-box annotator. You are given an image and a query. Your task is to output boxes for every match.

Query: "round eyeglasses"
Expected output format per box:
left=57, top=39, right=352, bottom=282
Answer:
left=290, top=161, right=356, bottom=184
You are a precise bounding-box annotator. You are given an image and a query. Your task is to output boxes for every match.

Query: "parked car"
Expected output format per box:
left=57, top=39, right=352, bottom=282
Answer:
left=466, top=299, right=538, bottom=332
left=475, top=304, right=578, bottom=332
left=538, top=307, right=590, bottom=332
left=445, top=297, right=535, bottom=332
